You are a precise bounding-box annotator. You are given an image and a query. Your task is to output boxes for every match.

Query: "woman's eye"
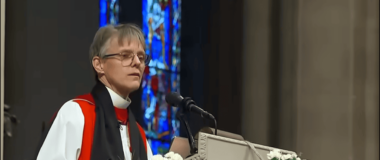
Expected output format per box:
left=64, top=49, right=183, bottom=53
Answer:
left=124, top=53, right=133, bottom=57
left=137, top=54, right=145, bottom=59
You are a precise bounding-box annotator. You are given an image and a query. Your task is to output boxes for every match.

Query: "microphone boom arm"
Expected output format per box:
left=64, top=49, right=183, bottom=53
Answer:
left=182, top=97, right=218, bottom=135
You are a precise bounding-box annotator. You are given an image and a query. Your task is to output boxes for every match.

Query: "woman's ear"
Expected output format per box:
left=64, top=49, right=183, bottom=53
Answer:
left=92, top=56, right=104, bottom=74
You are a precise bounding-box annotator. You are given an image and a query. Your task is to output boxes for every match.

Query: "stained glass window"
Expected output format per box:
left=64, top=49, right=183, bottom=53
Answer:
left=142, top=0, right=181, bottom=155
left=99, top=0, right=120, bottom=27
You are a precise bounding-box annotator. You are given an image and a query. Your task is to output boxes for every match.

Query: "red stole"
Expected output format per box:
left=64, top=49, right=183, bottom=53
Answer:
left=74, top=93, right=148, bottom=160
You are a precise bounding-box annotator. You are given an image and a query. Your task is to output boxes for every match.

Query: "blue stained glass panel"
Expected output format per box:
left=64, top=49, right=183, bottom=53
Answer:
left=100, top=0, right=120, bottom=27
left=141, top=1, right=181, bottom=154
left=141, top=68, right=180, bottom=142
left=171, top=0, right=181, bottom=72
left=142, top=0, right=181, bottom=72
left=148, top=139, right=171, bottom=155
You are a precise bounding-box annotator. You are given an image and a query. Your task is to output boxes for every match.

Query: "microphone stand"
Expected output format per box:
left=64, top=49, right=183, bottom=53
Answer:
left=177, top=113, right=197, bottom=155
left=172, top=96, right=218, bottom=156
left=212, top=118, right=217, bottom=135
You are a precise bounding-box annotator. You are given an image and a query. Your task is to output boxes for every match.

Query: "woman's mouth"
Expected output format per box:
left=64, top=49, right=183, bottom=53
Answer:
left=129, top=73, right=140, bottom=78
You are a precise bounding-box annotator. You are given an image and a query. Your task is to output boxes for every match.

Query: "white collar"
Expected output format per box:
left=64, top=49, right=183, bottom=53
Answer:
left=105, top=87, right=131, bottom=109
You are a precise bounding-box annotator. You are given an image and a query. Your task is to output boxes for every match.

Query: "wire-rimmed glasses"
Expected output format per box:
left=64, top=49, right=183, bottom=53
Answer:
left=103, top=50, right=151, bottom=66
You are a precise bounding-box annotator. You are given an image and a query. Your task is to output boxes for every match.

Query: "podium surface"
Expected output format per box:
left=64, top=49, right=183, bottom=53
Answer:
left=185, top=132, right=296, bottom=160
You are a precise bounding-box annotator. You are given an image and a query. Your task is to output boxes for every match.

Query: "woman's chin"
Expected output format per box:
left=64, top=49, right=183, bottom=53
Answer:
left=124, top=83, right=141, bottom=92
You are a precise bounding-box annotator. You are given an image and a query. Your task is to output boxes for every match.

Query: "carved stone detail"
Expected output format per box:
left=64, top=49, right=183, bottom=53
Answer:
left=198, top=133, right=208, bottom=159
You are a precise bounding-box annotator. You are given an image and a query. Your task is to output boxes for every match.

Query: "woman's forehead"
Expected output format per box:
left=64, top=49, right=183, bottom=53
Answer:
left=109, top=36, right=145, bottom=50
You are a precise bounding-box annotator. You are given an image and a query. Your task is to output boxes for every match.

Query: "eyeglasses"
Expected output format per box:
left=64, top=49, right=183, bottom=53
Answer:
left=102, top=51, right=151, bottom=66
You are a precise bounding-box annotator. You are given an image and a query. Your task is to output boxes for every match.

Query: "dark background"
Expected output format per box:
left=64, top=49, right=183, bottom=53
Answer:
left=4, top=0, right=98, bottom=159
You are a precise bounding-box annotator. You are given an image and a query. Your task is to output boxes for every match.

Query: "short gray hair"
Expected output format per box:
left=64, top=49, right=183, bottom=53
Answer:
left=89, top=23, right=146, bottom=64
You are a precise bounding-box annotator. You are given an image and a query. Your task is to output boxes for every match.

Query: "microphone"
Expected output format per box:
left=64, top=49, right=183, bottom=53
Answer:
left=165, top=92, right=215, bottom=120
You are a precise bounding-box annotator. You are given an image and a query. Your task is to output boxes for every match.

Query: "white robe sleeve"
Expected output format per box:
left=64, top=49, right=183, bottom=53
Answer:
left=147, top=140, right=154, bottom=160
left=37, top=100, right=85, bottom=160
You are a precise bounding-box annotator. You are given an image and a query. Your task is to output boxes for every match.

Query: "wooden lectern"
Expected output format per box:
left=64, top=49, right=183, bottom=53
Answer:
left=171, top=131, right=297, bottom=160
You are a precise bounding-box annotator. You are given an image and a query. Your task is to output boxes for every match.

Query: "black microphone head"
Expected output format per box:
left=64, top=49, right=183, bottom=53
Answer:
left=165, top=92, right=184, bottom=107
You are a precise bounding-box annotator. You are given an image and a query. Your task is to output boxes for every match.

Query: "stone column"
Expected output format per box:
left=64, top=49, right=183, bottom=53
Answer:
left=241, top=0, right=272, bottom=145
left=362, top=0, right=379, bottom=159
left=295, top=0, right=379, bottom=159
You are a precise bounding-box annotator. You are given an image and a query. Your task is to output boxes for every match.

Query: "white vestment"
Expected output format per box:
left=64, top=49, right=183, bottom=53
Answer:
left=37, top=87, right=154, bottom=160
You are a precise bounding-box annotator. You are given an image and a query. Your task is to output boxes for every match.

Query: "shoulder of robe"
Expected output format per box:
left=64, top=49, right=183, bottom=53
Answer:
left=56, top=100, right=84, bottom=119
left=72, top=98, right=95, bottom=109
left=71, top=98, right=97, bottom=124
